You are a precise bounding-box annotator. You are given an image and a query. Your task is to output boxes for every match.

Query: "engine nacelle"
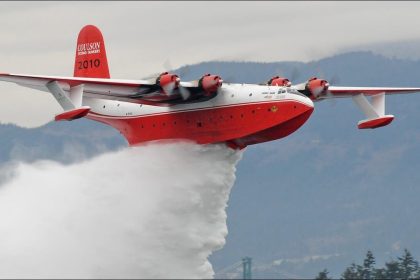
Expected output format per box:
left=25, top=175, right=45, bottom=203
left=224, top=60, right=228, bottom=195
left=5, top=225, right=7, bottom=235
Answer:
left=267, top=76, right=291, bottom=87
left=199, top=74, right=223, bottom=95
left=304, top=77, right=329, bottom=100
left=156, top=72, right=180, bottom=95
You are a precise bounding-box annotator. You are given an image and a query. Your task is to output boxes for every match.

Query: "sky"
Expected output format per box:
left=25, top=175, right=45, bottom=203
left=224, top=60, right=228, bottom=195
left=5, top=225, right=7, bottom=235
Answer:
left=1, top=1, right=420, bottom=127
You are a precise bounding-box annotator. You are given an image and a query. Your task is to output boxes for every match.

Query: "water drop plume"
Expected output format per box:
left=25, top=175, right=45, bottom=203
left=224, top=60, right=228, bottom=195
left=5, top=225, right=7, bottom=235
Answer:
left=0, top=142, right=243, bottom=278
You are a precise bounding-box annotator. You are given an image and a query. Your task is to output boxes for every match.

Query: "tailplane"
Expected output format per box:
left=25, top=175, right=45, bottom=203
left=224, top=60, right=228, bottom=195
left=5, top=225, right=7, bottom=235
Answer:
left=74, top=25, right=110, bottom=78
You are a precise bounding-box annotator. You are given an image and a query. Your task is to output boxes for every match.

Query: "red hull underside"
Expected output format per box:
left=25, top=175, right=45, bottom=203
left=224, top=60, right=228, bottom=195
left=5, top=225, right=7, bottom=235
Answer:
left=87, top=100, right=313, bottom=148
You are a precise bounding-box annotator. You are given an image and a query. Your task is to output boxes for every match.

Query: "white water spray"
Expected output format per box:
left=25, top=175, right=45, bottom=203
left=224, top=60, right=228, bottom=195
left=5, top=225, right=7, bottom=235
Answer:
left=0, top=142, right=242, bottom=278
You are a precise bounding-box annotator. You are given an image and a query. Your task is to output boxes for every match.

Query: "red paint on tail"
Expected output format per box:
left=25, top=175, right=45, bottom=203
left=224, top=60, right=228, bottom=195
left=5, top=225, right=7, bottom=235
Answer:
left=74, top=25, right=110, bottom=79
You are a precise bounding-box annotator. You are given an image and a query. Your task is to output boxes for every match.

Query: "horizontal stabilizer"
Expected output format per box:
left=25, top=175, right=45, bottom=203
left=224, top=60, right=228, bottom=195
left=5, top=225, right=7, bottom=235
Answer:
left=55, top=106, right=91, bottom=121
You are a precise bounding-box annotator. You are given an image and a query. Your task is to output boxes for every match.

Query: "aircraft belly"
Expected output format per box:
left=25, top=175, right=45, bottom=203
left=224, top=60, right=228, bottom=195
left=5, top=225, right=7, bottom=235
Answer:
left=86, top=99, right=313, bottom=146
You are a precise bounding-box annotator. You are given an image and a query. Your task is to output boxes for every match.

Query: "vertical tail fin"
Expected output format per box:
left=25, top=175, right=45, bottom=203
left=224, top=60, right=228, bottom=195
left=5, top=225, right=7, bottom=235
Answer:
left=74, top=25, right=110, bottom=79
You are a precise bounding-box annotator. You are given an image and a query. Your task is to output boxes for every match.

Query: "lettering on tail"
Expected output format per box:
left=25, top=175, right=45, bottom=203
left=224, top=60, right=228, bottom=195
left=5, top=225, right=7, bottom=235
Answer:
left=74, top=25, right=110, bottom=79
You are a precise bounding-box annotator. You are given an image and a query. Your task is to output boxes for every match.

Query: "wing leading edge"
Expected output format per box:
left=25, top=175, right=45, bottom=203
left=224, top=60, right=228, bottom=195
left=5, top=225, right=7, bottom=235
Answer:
left=0, top=73, right=214, bottom=106
left=325, top=86, right=420, bottom=98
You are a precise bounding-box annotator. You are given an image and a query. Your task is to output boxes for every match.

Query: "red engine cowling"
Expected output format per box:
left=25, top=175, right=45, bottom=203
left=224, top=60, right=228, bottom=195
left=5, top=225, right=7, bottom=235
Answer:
left=305, top=77, right=329, bottom=99
left=199, top=74, right=223, bottom=95
left=156, top=72, right=180, bottom=95
left=267, top=76, right=291, bottom=87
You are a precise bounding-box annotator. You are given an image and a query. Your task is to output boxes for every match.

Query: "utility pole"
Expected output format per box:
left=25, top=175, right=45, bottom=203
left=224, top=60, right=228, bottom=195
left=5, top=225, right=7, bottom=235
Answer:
left=242, top=257, right=252, bottom=279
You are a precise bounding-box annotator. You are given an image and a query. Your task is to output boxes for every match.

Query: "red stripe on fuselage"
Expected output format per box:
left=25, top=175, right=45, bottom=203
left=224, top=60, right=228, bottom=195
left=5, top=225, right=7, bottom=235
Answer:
left=86, top=100, right=313, bottom=147
left=86, top=99, right=299, bottom=119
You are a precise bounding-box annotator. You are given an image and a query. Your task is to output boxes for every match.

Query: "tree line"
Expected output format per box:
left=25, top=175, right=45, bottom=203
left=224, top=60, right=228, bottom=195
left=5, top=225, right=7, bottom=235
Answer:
left=316, top=249, right=420, bottom=279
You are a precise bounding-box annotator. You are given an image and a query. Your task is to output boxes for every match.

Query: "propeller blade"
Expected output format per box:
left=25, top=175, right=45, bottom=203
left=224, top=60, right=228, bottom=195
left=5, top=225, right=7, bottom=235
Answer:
left=179, top=86, right=191, bottom=100
left=313, top=87, right=324, bottom=97
left=322, top=90, right=337, bottom=106
left=142, top=72, right=161, bottom=81
left=179, top=64, right=191, bottom=79
left=290, top=67, right=301, bottom=82
left=163, top=59, right=173, bottom=72
left=329, top=74, right=341, bottom=85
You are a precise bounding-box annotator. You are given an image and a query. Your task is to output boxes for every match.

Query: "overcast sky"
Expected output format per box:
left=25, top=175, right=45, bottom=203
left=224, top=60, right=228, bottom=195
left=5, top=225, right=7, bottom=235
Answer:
left=1, top=1, right=420, bottom=127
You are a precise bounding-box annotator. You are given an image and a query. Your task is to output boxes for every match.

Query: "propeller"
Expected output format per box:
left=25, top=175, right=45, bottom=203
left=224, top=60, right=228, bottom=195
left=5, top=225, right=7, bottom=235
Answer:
left=308, top=65, right=342, bottom=105
left=142, top=59, right=192, bottom=100
left=307, top=77, right=330, bottom=98
left=267, top=76, right=292, bottom=87
left=290, top=67, right=302, bottom=83
left=142, top=59, right=227, bottom=101
left=266, top=65, right=304, bottom=87
left=199, top=74, right=223, bottom=96
left=156, top=72, right=180, bottom=96
left=178, top=86, right=191, bottom=100
left=169, top=61, right=192, bottom=100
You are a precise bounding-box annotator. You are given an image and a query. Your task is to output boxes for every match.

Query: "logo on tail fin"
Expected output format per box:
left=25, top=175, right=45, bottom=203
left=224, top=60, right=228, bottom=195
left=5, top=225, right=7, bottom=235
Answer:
left=74, top=25, right=110, bottom=79
left=77, top=42, right=101, bottom=55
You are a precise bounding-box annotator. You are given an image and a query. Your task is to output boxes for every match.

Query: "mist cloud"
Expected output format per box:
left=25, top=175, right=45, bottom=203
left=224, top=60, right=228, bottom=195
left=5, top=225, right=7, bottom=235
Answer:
left=0, top=142, right=242, bottom=278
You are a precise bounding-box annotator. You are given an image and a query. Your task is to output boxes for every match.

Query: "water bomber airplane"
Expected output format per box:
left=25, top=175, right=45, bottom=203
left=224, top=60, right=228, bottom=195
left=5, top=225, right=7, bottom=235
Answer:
left=1, top=25, right=419, bottom=149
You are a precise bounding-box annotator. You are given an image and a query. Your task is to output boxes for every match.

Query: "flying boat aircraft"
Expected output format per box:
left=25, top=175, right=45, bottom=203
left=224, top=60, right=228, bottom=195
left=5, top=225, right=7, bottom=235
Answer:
left=1, top=25, right=419, bottom=149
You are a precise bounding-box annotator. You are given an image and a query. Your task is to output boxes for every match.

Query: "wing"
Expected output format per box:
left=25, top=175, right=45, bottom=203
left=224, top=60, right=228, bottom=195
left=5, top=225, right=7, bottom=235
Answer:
left=325, top=86, right=420, bottom=99
left=292, top=78, right=420, bottom=129
left=292, top=77, right=420, bottom=100
left=318, top=86, right=420, bottom=129
left=0, top=73, right=212, bottom=106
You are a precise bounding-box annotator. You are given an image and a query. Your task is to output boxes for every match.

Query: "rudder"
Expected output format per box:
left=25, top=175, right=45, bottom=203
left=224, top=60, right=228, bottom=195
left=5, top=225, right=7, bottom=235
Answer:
left=74, top=25, right=110, bottom=79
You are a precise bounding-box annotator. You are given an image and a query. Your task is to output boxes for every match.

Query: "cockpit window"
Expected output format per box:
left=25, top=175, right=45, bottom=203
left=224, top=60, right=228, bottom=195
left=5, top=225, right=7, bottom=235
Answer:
left=288, top=87, right=307, bottom=97
left=278, top=87, right=307, bottom=98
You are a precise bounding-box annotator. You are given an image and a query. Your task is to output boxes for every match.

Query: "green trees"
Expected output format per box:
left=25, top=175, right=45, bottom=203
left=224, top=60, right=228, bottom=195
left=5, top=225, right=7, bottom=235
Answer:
left=383, top=260, right=402, bottom=279
left=340, top=251, right=376, bottom=279
left=316, top=249, right=420, bottom=279
left=399, top=249, right=420, bottom=279
left=362, top=250, right=376, bottom=279
left=315, top=269, right=331, bottom=280
left=341, top=263, right=361, bottom=279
